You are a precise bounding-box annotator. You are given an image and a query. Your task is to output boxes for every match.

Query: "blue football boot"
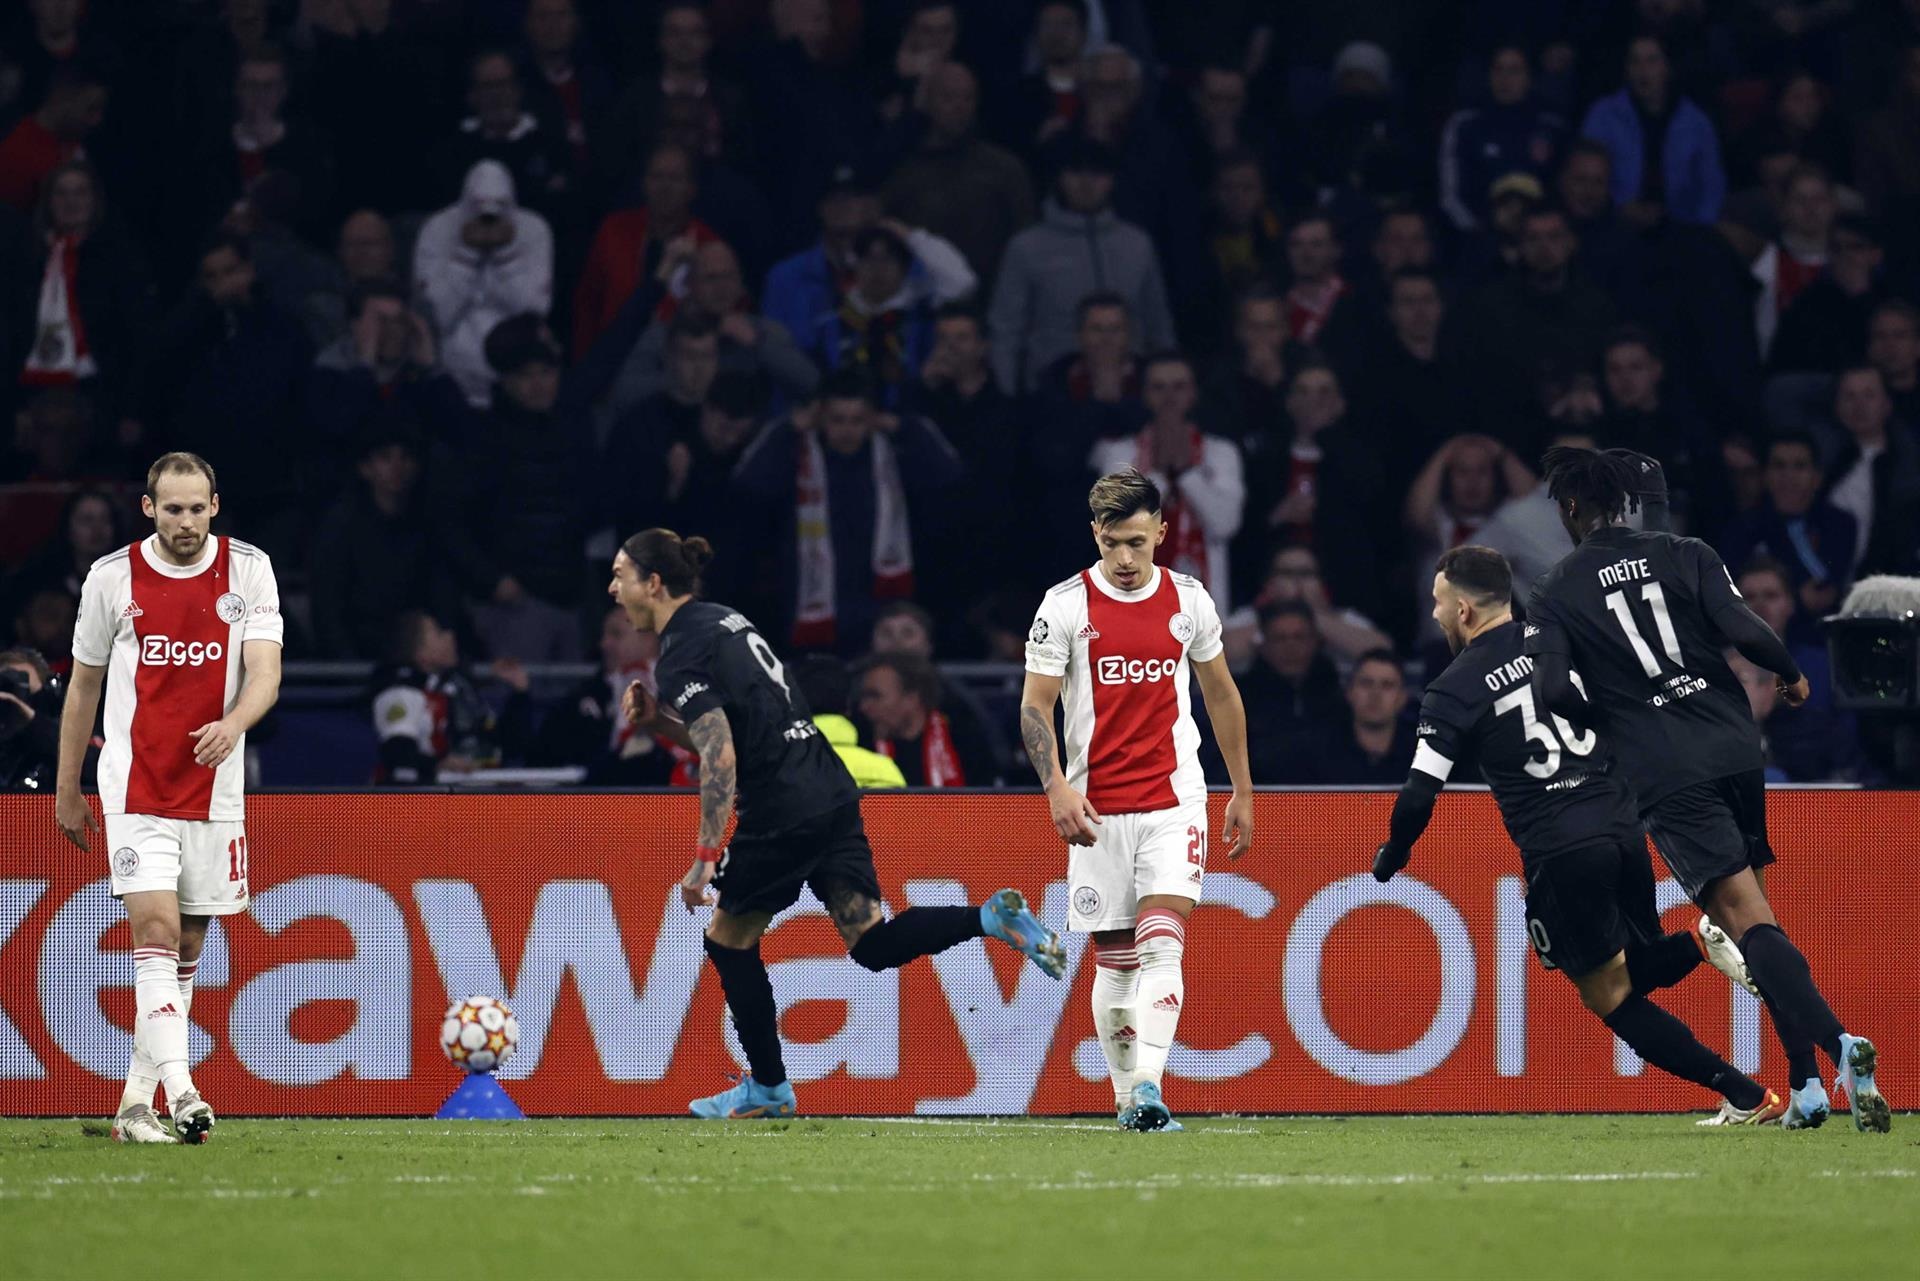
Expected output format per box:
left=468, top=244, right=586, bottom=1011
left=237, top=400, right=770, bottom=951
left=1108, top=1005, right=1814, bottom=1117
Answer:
left=980, top=889, right=1067, bottom=978
left=1781, top=1078, right=1830, bottom=1130
left=1119, top=1080, right=1178, bottom=1132
left=688, top=1075, right=798, bottom=1119
left=1837, top=1035, right=1891, bottom=1133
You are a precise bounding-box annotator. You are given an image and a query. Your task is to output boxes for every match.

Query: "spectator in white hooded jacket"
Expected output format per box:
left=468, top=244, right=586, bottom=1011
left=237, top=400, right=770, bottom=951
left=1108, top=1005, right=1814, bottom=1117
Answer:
left=414, top=160, right=554, bottom=406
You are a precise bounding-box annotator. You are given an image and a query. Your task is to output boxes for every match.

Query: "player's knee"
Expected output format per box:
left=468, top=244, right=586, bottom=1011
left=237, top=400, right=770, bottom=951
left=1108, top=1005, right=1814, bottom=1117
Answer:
left=128, top=915, right=181, bottom=953
left=1574, top=963, right=1630, bottom=1017
left=705, top=914, right=763, bottom=951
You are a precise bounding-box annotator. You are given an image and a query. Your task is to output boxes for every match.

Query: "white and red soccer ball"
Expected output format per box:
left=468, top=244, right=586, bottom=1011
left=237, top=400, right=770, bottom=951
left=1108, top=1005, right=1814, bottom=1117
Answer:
left=440, top=995, right=519, bottom=1074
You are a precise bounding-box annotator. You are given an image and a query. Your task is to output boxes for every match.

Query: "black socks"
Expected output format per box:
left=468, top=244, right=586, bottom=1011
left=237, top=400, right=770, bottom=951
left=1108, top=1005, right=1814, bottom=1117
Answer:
left=848, top=906, right=984, bottom=972
left=1603, top=994, right=1765, bottom=1109
left=1740, top=923, right=1845, bottom=1067
left=703, top=936, right=787, bottom=1088
left=1624, top=932, right=1703, bottom=994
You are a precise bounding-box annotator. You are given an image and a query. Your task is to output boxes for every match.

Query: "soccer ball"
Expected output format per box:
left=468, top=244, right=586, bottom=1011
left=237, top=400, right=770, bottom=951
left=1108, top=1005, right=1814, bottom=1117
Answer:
left=440, top=995, right=519, bottom=1074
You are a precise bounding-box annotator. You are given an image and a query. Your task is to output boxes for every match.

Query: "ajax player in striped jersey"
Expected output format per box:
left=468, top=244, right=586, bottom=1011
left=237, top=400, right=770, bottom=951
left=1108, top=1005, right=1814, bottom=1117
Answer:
left=1020, top=468, right=1256, bottom=1131
left=54, top=453, right=284, bottom=1143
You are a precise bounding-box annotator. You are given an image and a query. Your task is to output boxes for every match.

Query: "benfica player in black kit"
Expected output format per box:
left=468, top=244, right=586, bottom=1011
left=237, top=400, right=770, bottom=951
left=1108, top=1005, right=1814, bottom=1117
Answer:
left=1524, top=449, right=1889, bottom=1133
left=610, top=529, right=1066, bottom=1118
left=1373, top=547, right=1779, bottom=1120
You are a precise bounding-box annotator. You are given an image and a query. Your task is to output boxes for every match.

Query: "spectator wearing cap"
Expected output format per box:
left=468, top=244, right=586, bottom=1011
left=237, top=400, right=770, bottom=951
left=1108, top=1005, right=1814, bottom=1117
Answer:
left=1578, top=34, right=1727, bottom=228
left=1306, top=42, right=1419, bottom=200
left=607, top=240, right=817, bottom=417
left=1439, top=44, right=1567, bottom=232
left=1821, top=366, right=1920, bottom=577
left=1868, top=300, right=1920, bottom=427
left=309, top=422, right=463, bottom=660
left=440, top=49, right=573, bottom=233
left=879, top=62, right=1035, bottom=288
left=1768, top=214, right=1888, bottom=377
left=1453, top=170, right=1543, bottom=289
left=572, top=142, right=721, bottom=358
left=142, top=233, right=311, bottom=552
left=731, top=369, right=964, bottom=655
left=802, top=221, right=975, bottom=407
left=988, top=136, right=1172, bottom=393
left=432, top=313, right=594, bottom=661
left=854, top=652, right=999, bottom=786
left=413, top=160, right=555, bottom=407
left=0, top=64, right=108, bottom=214
left=1306, top=649, right=1416, bottom=785
left=16, top=159, right=152, bottom=427
left=303, top=210, right=398, bottom=348
left=308, top=277, right=469, bottom=454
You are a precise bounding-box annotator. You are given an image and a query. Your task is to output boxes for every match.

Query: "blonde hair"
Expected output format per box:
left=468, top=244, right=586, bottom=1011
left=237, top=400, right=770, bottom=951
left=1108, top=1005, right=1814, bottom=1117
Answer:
left=145, top=452, right=218, bottom=499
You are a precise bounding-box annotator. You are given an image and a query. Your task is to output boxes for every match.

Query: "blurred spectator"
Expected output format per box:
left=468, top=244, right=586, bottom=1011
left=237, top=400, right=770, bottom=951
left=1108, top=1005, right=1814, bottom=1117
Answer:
left=17, top=159, right=151, bottom=423
left=0, top=645, right=63, bottom=791
left=995, top=0, right=1088, bottom=157
left=602, top=314, right=721, bottom=527
left=1476, top=429, right=1594, bottom=601
left=1279, top=212, right=1349, bottom=347
left=1735, top=72, right=1851, bottom=189
left=308, top=277, right=469, bottom=454
left=880, top=62, right=1035, bottom=286
left=1457, top=205, right=1617, bottom=437
left=989, top=137, right=1171, bottom=393
left=0, top=64, right=107, bottom=214
left=1200, top=284, right=1288, bottom=454
left=0, top=390, right=108, bottom=568
left=1347, top=269, right=1473, bottom=488
left=1555, top=139, right=1646, bottom=304
left=413, top=161, right=554, bottom=407
left=302, top=210, right=397, bottom=348
left=9, top=0, right=97, bottom=117
left=1733, top=557, right=1859, bottom=782
left=143, top=233, right=311, bottom=551
left=792, top=652, right=905, bottom=788
left=236, top=170, right=337, bottom=329
left=1238, top=600, right=1345, bottom=782
left=1578, top=34, right=1726, bottom=228
left=1721, top=432, right=1768, bottom=523
left=1203, top=149, right=1285, bottom=316
left=371, top=610, right=530, bottom=783
left=1322, top=205, right=1436, bottom=361
left=1309, top=648, right=1415, bottom=784
left=433, top=314, right=594, bottom=661
left=731, top=369, right=963, bottom=654
left=1221, top=545, right=1391, bottom=675
left=1867, top=300, right=1920, bottom=426
left=1752, top=165, right=1836, bottom=359
left=870, top=599, right=936, bottom=661
left=572, top=143, right=720, bottom=357
left=1439, top=44, right=1567, bottom=232
left=441, top=49, right=573, bottom=233
left=3, top=483, right=122, bottom=607
left=740, top=0, right=877, bottom=243
left=603, top=0, right=753, bottom=190
left=1306, top=41, right=1418, bottom=201
left=9, top=584, right=76, bottom=672
left=801, top=222, right=975, bottom=406
left=1821, top=366, right=1920, bottom=576
left=1026, top=292, right=1141, bottom=566
left=1173, top=66, right=1282, bottom=193
left=1719, top=431, right=1857, bottom=617
left=1595, top=326, right=1723, bottom=533
left=606, top=241, right=815, bottom=418
left=854, top=651, right=998, bottom=785
left=1854, top=45, right=1920, bottom=251
left=875, top=2, right=961, bottom=127
left=1725, top=650, right=1791, bottom=782
left=1768, top=213, right=1888, bottom=376
left=1403, top=434, right=1536, bottom=565
left=179, top=43, right=335, bottom=254
left=761, top=174, right=881, bottom=363
left=309, top=422, right=463, bottom=661
left=1088, top=351, right=1244, bottom=609
left=533, top=605, right=680, bottom=785
left=518, top=0, right=613, bottom=183
left=308, top=0, right=441, bottom=215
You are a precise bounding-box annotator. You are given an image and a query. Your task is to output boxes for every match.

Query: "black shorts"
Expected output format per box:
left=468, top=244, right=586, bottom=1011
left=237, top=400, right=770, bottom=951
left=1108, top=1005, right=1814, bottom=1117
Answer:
left=1523, top=839, right=1663, bottom=979
left=712, top=800, right=882, bottom=917
left=1644, top=770, right=1776, bottom=904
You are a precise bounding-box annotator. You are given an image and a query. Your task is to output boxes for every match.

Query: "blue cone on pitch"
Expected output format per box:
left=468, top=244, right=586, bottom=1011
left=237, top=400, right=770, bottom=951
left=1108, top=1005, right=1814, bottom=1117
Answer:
left=435, top=1072, right=525, bottom=1120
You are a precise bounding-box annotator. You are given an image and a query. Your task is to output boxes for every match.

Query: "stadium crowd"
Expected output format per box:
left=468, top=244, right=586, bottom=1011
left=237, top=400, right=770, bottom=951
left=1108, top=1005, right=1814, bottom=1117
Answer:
left=2, top=0, right=1918, bottom=787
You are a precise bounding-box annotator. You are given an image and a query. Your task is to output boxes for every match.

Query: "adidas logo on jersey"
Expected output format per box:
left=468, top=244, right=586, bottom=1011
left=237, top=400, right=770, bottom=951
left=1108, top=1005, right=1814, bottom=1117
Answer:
left=121, top=600, right=143, bottom=618
left=1151, top=993, right=1181, bottom=1011
left=1097, top=655, right=1179, bottom=685
left=1077, top=622, right=1100, bottom=641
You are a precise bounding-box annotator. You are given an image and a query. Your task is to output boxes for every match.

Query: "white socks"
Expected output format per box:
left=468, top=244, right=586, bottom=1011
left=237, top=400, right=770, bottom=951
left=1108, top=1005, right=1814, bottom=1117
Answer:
left=1132, top=909, right=1186, bottom=1089
left=129, top=948, right=196, bottom=1107
left=1091, top=940, right=1140, bottom=1110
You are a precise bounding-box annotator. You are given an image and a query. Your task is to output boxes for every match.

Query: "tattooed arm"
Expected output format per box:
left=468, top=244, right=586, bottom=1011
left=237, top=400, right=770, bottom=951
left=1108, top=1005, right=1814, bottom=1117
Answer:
left=679, top=708, right=736, bottom=911
left=1020, top=671, right=1101, bottom=846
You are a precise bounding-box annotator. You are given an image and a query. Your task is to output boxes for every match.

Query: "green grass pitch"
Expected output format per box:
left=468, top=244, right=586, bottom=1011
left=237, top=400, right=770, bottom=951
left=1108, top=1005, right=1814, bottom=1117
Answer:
left=1, top=1115, right=1912, bottom=1279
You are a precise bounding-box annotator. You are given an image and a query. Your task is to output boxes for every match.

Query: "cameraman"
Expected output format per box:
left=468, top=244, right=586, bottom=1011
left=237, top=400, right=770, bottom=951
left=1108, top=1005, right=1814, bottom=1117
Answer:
left=0, top=648, right=82, bottom=791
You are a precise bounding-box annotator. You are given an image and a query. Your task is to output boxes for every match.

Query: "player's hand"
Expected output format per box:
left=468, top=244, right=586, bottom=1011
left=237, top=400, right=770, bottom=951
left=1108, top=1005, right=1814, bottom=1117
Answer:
left=680, top=857, right=717, bottom=912
left=1045, top=779, right=1101, bottom=846
left=622, top=679, right=660, bottom=728
left=1777, top=675, right=1811, bottom=707
left=55, top=789, right=100, bottom=852
left=1223, top=790, right=1255, bottom=860
left=1372, top=841, right=1410, bottom=883
left=189, top=717, right=242, bottom=768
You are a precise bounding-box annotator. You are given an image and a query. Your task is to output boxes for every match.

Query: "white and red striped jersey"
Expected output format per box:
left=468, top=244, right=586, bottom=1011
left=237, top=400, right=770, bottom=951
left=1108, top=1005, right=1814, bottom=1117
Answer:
left=1025, top=564, right=1223, bottom=815
left=71, top=535, right=283, bottom=820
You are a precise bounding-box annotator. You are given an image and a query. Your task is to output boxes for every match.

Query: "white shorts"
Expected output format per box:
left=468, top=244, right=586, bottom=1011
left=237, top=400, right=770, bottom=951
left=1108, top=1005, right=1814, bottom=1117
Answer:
left=1066, top=801, right=1207, bottom=932
left=105, top=814, right=251, bottom=916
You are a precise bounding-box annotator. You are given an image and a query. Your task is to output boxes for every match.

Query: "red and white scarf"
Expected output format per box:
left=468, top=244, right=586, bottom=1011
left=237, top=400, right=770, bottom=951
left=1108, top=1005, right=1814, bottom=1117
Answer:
left=878, top=709, right=964, bottom=785
left=22, top=234, right=96, bottom=387
left=1284, top=274, right=1348, bottom=344
left=792, top=429, right=913, bottom=648
left=1136, top=429, right=1212, bottom=586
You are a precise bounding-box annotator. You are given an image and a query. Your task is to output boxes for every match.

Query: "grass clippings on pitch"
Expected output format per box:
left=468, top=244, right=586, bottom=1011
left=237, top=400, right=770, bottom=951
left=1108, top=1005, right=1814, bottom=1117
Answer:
left=0, top=1115, right=1912, bottom=1280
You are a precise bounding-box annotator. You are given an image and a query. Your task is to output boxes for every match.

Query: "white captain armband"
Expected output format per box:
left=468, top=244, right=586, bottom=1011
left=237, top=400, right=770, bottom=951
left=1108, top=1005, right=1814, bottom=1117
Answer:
left=1412, top=741, right=1454, bottom=782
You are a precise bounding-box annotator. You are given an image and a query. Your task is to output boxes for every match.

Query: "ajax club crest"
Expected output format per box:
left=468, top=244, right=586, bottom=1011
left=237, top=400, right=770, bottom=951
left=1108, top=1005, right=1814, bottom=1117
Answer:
left=1169, top=612, right=1195, bottom=643
left=216, top=592, right=247, bottom=624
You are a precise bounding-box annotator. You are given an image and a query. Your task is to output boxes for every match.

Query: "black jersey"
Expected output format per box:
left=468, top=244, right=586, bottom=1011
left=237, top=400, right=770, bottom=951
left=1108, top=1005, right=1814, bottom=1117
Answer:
left=654, top=601, right=856, bottom=835
left=1524, top=526, right=1762, bottom=808
left=1414, top=619, right=1639, bottom=861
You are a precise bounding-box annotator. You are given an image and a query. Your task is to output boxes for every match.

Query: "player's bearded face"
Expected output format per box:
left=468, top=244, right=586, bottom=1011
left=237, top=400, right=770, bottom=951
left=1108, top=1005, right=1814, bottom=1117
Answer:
left=1433, top=574, right=1467, bottom=654
left=143, top=474, right=217, bottom=563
